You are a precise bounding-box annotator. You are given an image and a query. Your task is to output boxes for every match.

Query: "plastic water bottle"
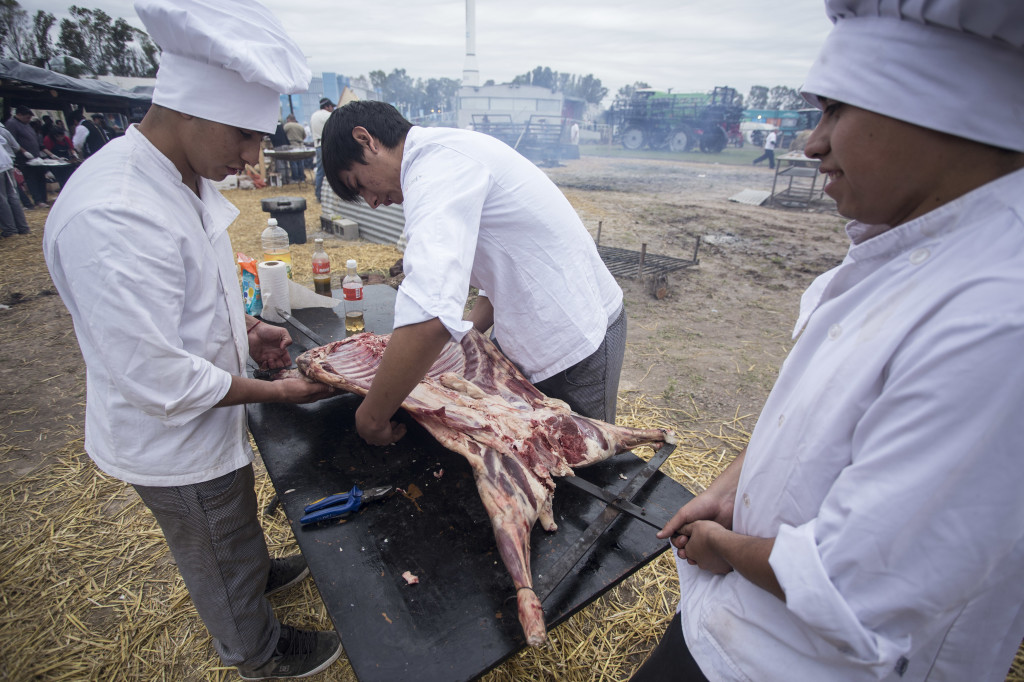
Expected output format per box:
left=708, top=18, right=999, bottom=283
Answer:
left=261, top=218, right=292, bottom=279
left=311, top=238, right=331, bottom=296
left=342, top=259, right=364, bottom=333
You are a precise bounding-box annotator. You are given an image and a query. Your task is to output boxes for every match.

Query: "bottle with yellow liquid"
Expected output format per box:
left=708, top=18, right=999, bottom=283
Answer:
left=261, top=218, right=292, bottom=279
left=342, top=259, right=364, bottom=334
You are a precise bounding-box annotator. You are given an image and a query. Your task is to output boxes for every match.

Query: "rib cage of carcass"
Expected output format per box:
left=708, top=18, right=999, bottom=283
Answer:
left=296, top=329, right=674, bottom=646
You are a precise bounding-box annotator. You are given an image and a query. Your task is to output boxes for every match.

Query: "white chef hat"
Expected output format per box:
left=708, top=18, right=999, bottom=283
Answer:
left=134, top=0, right=311, bottom=134
left=801, top=0, right=1024, bottom=153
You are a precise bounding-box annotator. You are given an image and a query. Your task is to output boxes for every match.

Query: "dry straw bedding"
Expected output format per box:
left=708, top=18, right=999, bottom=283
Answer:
left=1, top=185, right=1021, bottom=681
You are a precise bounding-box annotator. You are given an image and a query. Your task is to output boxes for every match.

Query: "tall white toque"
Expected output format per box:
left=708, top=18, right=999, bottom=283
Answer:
left=134, top=0, right=311, bottom=134
left=801, top=0, right=1024, bottom=153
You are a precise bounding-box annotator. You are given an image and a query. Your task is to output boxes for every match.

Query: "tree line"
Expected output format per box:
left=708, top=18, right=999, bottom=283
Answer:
left=1, top=1, right=158, bottom=77
left=368, top=68, right=461, bottom=118
left=510, top=66, right=609, bottom=105
left=1, top=1, right=807, bottom=114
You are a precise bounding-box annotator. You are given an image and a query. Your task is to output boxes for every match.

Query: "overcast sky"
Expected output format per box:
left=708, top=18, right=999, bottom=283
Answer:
left=26, top=0, right=835, bottom=100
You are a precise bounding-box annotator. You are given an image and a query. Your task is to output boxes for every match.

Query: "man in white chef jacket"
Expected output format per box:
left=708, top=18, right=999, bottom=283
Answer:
left=321, top=100, right=625, bottom=447
left=631, top=2, right=1024, bottom=681
left=42, top=1, right=344, bottom=678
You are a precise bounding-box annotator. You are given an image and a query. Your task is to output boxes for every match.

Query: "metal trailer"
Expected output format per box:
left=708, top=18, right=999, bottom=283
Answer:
left=471, top=113, right=572, bottom=166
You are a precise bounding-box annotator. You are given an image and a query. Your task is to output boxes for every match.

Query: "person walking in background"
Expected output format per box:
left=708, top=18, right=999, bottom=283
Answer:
left=0, top=123, right=31, bottom=237
left=310, top=97, right=334, bottom=201
left=42, top=0, right=344, bottom=678
left=283, top=113, right=306, bottom=182
left=751, top=127, right=778, bottom=169
left=631, top=1, right=1024, bottom=680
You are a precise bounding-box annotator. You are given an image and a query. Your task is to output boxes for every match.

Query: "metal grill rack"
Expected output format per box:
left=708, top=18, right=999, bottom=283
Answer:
left=596, top=243, right=700, bottom=279
left=594, top=221, right=701, bottom=280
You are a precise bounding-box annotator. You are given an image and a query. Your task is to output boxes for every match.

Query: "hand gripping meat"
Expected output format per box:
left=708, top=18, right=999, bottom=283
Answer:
left=296, top=330, right=674, bottom=646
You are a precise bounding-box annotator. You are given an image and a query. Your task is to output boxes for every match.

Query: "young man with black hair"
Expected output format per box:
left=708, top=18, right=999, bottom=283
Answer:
left=322, top=100, right=625, bottom=447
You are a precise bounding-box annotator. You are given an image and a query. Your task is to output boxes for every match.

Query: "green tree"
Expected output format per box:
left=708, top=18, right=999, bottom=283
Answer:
left=747, top=85, right=769, bottom=109
left=422, top=77, right=460, bottom=113
left=767, top=85, right=803, bottom=110
left=0, top=0, right=34, bottom=62
left=573, top=74, right=607, bottom=104
left=103, top=16, right=136, bottom=76
left=32, top=9, right=57, bottom=67
left=136, top=29, right=159, bottom=76
left=616, top=82, right=651, bottom=100
left=512, top=66, right=607, bottom=104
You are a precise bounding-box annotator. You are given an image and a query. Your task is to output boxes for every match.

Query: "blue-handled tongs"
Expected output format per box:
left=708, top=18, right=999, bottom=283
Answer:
left=300, top=485, right=393, bottom=525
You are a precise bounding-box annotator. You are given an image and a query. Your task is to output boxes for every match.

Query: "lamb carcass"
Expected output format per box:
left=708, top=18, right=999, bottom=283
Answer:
left=296, top=329, right=674, bottom=646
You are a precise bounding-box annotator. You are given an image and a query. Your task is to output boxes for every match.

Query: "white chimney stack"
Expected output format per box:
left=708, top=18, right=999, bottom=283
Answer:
left=463, top=0, right=479, bottom=86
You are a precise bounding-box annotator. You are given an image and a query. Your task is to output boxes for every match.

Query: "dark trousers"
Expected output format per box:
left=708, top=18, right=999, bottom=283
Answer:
left=314, top=146, right=324, bottom=201
left=533, top=306, right=626, bottom=423
left=133, top=465, right=279, bottom=668
left=17, top=163, right=47, bottom=204
left=752, top=148, right=776, bottom=169
left=0, top=170, right=29, bottom=235
left=630, top=612, right=709, bottom=682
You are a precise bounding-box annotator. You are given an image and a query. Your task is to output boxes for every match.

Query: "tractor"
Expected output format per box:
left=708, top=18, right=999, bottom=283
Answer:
left=609, top=86, right=744, bottom=153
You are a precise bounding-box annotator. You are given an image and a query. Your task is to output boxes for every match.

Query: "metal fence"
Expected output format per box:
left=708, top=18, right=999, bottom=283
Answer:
left=319, top=185, right=406, bottom=247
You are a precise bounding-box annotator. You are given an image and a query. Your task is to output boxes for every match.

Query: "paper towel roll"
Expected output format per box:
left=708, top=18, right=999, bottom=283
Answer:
left=258, top=260, right=290, bottom=322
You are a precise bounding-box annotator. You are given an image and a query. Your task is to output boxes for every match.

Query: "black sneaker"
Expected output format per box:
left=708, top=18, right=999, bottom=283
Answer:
left=237, top=626, right=343, bottom=680
left=265, top=556, right=310, bottom=597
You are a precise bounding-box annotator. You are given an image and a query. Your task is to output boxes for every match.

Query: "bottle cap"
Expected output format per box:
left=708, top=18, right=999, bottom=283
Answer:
left=346, top=259, right=357, bottom=269
left=267, top=218, right=278, bottom=226
left=314, top=238, right=323, bottom=245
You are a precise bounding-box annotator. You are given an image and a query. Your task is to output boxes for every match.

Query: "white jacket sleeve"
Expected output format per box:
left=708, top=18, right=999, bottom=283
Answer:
left=393, top=145, right=489, bottom=339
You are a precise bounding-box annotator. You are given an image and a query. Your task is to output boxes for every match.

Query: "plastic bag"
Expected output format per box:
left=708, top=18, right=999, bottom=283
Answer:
left=238, top=253, right=262, bottom=316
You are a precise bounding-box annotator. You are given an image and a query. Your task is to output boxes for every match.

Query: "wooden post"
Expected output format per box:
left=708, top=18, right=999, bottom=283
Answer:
left=638, top=243, right=647, bottom=280
left=596, top=220, right=602, bottom=246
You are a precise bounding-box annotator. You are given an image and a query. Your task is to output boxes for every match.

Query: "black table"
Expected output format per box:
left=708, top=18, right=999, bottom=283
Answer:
left=248, top=286, right=694, bottom=681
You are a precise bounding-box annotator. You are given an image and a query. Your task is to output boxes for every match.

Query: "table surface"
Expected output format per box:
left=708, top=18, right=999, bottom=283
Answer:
left=248, top=285, right=694, bottom=681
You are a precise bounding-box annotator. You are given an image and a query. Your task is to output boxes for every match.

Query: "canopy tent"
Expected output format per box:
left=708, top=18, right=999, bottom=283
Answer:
left=0, top=59, right=151, bottom=117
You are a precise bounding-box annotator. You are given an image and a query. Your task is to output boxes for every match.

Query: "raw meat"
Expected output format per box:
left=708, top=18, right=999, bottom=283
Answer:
left=296, top=330, right=674, bottom=646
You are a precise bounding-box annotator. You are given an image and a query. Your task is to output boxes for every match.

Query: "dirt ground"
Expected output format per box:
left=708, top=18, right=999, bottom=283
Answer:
left=548, top=155, right=849, bottom=423
left=2, top=151, right=1021, bottom=681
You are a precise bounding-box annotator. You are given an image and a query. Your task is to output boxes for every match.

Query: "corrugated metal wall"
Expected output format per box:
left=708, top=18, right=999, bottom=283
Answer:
left=320, top=185, right=406, bottom=248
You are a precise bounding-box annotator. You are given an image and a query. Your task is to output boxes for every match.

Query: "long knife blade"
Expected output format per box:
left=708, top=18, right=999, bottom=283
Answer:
left=279, top=311, right=327, bottom=347
left=537, top=442, right=678, bottom=603
left=557, top=474, right=673, bottom=531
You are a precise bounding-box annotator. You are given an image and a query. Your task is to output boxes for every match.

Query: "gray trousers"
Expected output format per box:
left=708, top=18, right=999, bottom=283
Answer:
left=133, top=464, right=278, bottom=668
left=533, top=306, right=627, bottom=423
left=0, top=170, right=29, bottom=236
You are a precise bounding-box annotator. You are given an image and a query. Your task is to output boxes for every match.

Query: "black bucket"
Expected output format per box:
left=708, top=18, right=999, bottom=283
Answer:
left=260, top=196, right=307, bottom=244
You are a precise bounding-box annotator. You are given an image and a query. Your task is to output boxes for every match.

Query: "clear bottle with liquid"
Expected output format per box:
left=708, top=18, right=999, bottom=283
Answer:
left=311, top=238, right=331, bottom=296
left=342, top=259, right=364, bottom=334
left=261, top=218, right=292, bottom=279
